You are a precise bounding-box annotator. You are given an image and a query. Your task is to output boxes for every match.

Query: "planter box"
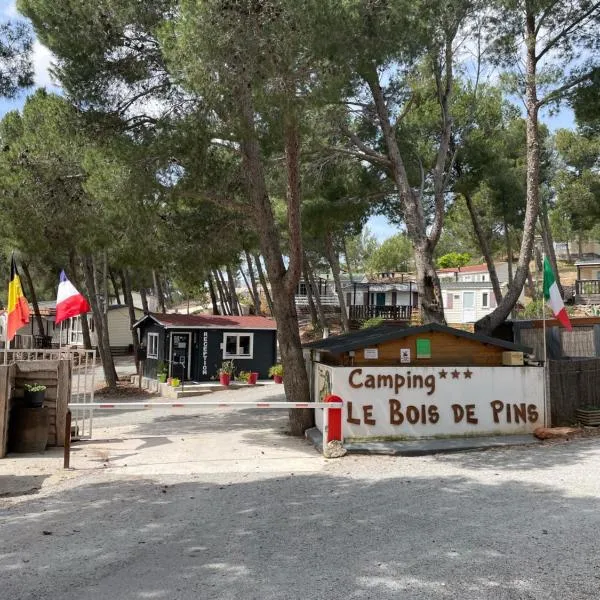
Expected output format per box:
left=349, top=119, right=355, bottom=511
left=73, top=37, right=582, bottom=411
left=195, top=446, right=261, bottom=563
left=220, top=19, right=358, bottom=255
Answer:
left=576, top=408, right=600, bottom=427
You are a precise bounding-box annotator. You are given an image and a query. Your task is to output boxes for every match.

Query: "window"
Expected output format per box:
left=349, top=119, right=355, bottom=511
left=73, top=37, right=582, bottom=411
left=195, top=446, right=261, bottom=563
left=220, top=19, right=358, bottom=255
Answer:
left=223, top=333, right=254, bottom=359
left=482, top=292, right=489, bottom=308
left=147, top=333, right=159, bottom=359
left=297, top=282, right=307, bottom=296
left=70, top=317, right=83, bottom=345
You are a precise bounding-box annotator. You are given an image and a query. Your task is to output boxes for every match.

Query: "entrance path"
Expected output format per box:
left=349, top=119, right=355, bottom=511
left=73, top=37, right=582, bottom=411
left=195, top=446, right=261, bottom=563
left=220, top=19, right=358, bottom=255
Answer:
left=2, top=383, right=600, bottom=599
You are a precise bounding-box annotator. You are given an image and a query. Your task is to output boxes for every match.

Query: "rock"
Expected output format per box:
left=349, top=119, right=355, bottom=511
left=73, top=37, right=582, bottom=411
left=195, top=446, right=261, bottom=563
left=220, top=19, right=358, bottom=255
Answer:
left=533, top=427, right=582, bottom=440
left=323, top=440, right=347, bottom=459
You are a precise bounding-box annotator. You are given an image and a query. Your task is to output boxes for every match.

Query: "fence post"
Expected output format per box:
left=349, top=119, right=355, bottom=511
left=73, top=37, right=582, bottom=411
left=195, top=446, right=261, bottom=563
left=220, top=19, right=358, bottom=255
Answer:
left=63, top=409, right=71, bottom=469
left=324, top=394, right=343, bottom=444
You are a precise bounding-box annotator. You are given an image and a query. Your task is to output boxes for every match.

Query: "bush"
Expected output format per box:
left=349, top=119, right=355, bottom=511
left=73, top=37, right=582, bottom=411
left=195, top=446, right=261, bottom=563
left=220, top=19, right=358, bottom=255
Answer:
left=361, top=317, right=385, bottom=329
left=437, top=252, right=471, bottom=268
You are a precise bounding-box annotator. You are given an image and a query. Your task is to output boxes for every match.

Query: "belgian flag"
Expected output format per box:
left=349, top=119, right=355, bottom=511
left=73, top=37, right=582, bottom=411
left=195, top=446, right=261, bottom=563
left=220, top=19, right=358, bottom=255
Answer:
left=7, top=256, right=30, bottom=342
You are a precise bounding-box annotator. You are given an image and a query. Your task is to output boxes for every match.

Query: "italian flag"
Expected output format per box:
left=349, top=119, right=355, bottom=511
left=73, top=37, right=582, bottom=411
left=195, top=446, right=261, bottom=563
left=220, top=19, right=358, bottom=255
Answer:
left=543, top=257, right=572, bottom=331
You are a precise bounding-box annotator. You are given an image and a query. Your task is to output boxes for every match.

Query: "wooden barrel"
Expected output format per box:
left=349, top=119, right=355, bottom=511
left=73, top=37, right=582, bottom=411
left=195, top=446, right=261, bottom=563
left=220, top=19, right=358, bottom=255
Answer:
left=10, top=407, right=49, bottom=453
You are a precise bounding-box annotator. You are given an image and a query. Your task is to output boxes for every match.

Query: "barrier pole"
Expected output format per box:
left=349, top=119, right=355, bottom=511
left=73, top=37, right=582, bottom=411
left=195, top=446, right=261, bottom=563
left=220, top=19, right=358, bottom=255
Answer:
left=63, top=409, right=72, bottom=469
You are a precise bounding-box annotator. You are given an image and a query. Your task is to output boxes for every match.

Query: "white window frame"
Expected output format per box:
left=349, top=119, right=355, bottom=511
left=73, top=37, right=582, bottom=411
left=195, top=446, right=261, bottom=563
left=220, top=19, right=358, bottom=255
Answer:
left=147, top=332, right=159, bottom=359
left=482, top=292, right=489, bottom=308
left=69, top=316, right=83, bottom=345
left=223, top=332, right=254, bottom=359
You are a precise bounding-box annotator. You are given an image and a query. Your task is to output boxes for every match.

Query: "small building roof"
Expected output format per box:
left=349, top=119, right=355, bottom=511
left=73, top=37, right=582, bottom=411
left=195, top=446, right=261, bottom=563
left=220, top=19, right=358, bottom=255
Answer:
left=133, top=313, right=277, bottom=330
left=575, top=260, right=600, bottom=267
left=303, top=322, right=531, bottom=354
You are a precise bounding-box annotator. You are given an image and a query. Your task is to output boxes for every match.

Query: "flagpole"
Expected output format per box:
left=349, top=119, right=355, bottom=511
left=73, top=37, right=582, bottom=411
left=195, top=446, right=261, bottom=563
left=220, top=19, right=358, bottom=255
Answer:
left=542, top=252, right=548, bottom=427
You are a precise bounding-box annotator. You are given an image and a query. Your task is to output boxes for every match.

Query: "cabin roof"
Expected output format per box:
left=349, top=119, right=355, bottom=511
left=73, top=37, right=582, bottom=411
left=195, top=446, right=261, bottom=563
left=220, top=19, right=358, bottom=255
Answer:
left=133, top=313, right=277, bottom=330
left=303, top=322, right=531, bottom=354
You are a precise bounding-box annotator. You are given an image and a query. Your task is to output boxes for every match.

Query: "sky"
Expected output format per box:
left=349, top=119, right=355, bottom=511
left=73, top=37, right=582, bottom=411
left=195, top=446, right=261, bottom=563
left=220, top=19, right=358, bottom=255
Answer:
left=0, top=0, right=578, bottom=243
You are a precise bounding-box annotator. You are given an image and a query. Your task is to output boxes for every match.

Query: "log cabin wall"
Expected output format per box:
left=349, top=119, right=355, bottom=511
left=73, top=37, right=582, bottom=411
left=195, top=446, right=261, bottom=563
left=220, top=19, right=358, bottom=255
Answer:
left=319, top=331, right=506, bottom=367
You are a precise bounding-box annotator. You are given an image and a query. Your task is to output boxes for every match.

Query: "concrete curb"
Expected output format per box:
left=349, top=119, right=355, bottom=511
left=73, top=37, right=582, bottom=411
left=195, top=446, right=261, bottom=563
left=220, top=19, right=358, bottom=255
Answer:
left=305, top=427, right=542, bottom=457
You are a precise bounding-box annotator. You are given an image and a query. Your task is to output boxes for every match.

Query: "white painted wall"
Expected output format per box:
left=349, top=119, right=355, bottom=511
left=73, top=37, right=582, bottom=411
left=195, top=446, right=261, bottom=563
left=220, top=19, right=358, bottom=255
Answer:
left=441, top=287, right=496, bottom=323
left=314, top=363, right=545, bottom=440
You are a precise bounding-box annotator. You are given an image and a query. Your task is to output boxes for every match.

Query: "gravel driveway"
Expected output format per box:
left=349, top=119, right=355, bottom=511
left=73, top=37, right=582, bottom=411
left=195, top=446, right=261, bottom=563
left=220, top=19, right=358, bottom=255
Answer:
left=1, top=383, right=600, bottom=600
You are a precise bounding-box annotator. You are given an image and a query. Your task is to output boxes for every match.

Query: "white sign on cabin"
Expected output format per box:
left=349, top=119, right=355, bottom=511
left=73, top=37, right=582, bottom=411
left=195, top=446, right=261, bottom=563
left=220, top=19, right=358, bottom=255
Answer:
left=314, top=363, right=545, bottom=440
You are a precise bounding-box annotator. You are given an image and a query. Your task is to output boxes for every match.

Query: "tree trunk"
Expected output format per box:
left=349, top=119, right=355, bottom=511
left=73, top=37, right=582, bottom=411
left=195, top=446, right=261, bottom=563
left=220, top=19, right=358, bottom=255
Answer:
left=343, top=237, right=354, bottom=283
left=254, top=254, right=274, bottom=316
left=305, top=254, right=327, bottom=329
left=109, top=269, right=121, bottom=305
left=239, top=266, right=256, bottom=313
left=153, top=270, right=166, bottom=314
left=207, top=273, right=220, bottom=315
left=476, top=12, right=541, bottom=334
left=213, top=269, right=230, bottom=314
left=20, top=261, right=45, bottom=339
left=578, top=234, right=582, bottom=258
left=464, top=192, right=503, bottom=303
left=239, top=88, right=312, bottom=434
left=565, top=240, right=571, bottom=262
left=245, top=250, right=262, bottom=315
left=69, top=253, right=92, bottom=350
left=505, top=217, right=513, bottom=286
left=140, top=286, right=149, bottom=314
left=527, top=267, right=536, bottom=301
left=540, top=199, right=562, bottom=295
left=226, top=265, right=240, bottom=315
left=121, top=269, right=140, bottom=371
left=324, top=232, right=350, bottom=332
left=366, top=68, right=446, bottom=325
left=82, top=255, right=118, bottom=388
left=302, top=256, right=320, bottom=327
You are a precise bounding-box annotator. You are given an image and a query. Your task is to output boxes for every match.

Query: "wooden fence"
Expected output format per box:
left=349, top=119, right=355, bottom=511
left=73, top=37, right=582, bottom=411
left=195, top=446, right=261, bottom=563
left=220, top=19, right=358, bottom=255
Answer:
left=548, top=358, right=600, bottom=426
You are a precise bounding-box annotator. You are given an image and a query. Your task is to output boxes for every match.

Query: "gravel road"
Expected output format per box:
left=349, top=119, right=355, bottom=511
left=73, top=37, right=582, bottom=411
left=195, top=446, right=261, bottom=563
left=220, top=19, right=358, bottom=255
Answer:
left=1, top=383, right=600, bottom=600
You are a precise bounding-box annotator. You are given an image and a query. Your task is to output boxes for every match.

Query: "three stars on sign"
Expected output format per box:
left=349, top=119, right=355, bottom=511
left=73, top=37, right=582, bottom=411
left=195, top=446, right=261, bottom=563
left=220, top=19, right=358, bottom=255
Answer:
left=438, top=369, right=472, bottom=379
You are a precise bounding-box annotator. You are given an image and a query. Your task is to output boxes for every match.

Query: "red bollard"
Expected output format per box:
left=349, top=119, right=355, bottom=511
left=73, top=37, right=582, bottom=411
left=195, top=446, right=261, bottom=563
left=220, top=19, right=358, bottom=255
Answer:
left=324, top=394, right=343, bottom=442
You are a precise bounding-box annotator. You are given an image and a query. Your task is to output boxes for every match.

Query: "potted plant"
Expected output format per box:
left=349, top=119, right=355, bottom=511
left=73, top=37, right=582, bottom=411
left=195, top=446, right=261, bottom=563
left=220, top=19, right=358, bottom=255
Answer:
left=171, top=377, right=180, bottom=388
left=24, top=383, right=46, bottom=408
left=219, top=360, right=235, bottom=386
left=269, top=364, right=283, bottom=384
left=238, top=371, right=259, bottom=385
left=157, top=361, right=168, bottom=383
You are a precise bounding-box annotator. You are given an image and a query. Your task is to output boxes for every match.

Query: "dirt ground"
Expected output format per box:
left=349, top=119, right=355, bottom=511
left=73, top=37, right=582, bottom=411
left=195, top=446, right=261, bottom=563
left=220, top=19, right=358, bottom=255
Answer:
left=2, top=372, right=600, bottom=599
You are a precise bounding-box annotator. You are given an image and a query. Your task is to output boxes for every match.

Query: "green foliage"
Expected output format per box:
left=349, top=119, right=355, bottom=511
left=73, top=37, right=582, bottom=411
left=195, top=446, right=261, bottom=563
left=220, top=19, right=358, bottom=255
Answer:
left=24, top=383, right=46, bottom=392
left=437, top=252, right=471, bottom=269
left=237, top=370, right=251, bottom=383
left=0, top=21, right=33, bottom=98
left=157, top=361, right=167, bottom=375
left=268, top=364, right=283, bottom=378
left=171, top=378, right=180, bottom=387
left=366, top=234, right=413, bottom=273
left=361, top=317, right=384, bottom=329
left=219, top=360, right=235, bottom=376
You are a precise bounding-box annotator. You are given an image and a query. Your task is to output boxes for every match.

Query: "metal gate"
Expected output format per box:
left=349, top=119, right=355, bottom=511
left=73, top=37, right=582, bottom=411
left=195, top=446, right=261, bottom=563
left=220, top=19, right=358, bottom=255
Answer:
left=1, top=348, right=97, bottom=438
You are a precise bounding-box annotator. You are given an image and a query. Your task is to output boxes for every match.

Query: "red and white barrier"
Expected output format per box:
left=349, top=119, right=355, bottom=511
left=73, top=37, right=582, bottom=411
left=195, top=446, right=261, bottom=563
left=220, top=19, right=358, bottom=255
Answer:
left=68, top=401, right=342, bottom=409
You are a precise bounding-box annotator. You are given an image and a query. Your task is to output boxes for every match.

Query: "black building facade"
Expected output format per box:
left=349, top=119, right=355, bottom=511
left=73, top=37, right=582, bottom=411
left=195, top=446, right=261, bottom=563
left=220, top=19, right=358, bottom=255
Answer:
left=133, top=313, right=278, bottom=381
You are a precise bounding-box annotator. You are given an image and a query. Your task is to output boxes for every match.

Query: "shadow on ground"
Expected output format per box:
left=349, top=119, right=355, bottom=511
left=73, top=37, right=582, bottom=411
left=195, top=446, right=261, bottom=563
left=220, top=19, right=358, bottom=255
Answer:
left=1, top=469, right=599, bottom=600
left=0, top=474, right=50, bottom=498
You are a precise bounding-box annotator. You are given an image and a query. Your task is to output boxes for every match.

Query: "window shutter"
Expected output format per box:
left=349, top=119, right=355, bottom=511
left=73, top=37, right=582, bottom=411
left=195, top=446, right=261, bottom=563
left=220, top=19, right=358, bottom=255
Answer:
left=346, top=292, right=352, bottom=306
left=447, top=294, right=453, bottom=309
left=363, top=291, right=369, bottom=305
left=391, top=291, right=397, bottom=306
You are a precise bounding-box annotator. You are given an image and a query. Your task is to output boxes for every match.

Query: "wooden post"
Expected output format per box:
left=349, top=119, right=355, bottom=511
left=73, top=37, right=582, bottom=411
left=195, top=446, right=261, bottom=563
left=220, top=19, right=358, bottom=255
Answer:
left=63, top=409, right=71, bottom=469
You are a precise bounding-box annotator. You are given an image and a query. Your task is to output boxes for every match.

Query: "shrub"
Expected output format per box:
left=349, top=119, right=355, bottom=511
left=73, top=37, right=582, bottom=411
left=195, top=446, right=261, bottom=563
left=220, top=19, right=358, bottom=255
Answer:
left=361, top=317, right=385, bottom=329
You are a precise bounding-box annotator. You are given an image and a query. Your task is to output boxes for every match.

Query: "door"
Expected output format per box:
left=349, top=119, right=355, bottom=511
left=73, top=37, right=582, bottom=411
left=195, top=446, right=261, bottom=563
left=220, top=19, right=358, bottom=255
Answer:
left=462, top=292, right=476, bottom=322
left=376, top=292, right=386, bottom=306
left=170, top=332, right=191, bottom=380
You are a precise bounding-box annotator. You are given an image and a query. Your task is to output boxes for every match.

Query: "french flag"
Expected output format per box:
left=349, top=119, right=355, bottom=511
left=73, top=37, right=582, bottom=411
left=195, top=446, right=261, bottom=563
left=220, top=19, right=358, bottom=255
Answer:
left=56, top=270, right=91, bottom=325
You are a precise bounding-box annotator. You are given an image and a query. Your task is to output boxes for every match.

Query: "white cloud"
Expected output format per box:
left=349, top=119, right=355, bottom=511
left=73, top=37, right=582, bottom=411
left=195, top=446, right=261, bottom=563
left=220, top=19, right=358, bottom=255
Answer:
left=2, top=1, right=19, bottom=18
left=32, top=40, right=57, bottom=88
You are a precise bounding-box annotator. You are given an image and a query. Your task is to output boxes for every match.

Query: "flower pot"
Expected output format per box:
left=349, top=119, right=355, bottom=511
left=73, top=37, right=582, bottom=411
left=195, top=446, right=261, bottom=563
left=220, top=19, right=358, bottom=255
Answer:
left=576, top=408, right=600, bottom=427
left=273, top=375, right=283, bottom=384
left=219, top=373, right=231, bottom=386
left=24, top=389, right=45, bottom=408
left=167, top=377, right=173, bottom=385
left=158, top=374, right=167, bottom=383
left=247, top=372, right=259, bottom=385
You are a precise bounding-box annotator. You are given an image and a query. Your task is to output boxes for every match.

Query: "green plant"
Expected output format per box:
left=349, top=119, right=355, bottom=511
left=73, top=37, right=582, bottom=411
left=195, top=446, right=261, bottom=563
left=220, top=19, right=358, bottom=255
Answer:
left=158, top=373, right=167, bottom=383
left=171, top=378, right=180, bottom=387
left=361, top=316, right=384, bottom=329
left=24, top=383, right=46, bottom=392
left=219, top=360, right=235, bottom=376
left=157, top=360, right=168, bottom=375
left=268, top=364, right=283, bottom=378
left=237, top=370, right=251, bottom=382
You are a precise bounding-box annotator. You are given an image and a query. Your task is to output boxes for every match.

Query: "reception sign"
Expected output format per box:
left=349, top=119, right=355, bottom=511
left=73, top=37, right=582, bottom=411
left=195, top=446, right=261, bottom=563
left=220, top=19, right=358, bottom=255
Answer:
left=314, top=363, right=545, bottom=439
